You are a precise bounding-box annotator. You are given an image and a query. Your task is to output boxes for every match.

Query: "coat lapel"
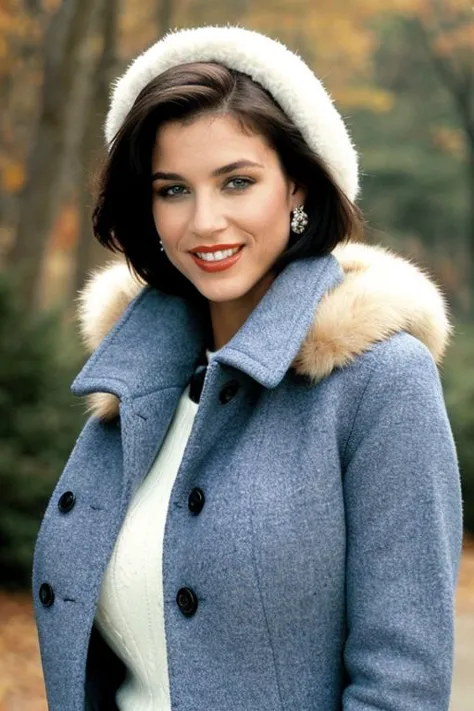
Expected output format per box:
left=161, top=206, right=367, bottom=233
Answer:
left=72, top=253, right=345, bottom=398
left=118, top=388, right=185, bottom=498
left=71, top=287, right=205, bottom=495
left=71, top=254, right=345, bottom=494
left=214, top=253, right=344, bottom=387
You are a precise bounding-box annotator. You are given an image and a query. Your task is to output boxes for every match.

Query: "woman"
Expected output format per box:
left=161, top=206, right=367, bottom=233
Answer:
left=33, top=25, right=463, bottom=711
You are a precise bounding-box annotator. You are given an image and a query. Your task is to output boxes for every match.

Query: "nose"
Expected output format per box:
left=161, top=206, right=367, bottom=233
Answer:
left=189, top=192, right=227, bottom=238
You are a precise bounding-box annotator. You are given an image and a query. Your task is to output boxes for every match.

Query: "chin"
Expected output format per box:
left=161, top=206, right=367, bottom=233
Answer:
left=194, top=280, right=253, bottom=304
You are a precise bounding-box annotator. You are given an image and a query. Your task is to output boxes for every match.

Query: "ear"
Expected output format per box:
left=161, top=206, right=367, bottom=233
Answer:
left=289, top=180, right=308, bottom=210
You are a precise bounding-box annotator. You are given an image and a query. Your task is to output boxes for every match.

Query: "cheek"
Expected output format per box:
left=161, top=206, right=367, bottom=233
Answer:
left=242, top=184, right=290, bottom=236
left=152, top=201, right=185, bottom=240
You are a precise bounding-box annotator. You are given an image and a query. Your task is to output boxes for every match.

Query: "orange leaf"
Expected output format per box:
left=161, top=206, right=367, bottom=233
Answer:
left=1, top=161, right=25, bottom=192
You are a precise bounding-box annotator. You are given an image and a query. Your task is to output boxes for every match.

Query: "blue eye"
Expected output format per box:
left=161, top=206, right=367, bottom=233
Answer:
left=226, top=177, right=253, bottom=190
left=159, top=185, right=187, bottom=198
left=157, top=177, right=253, bottom=199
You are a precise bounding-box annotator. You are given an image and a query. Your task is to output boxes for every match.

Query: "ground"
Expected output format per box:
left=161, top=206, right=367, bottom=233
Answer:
left=1, top=535, right=473, bottom=710
left=450, top=533, right=474, bottom=711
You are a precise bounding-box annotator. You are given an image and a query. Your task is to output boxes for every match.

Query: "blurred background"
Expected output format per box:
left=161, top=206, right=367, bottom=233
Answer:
left=0, top=0, right=473, bottom=708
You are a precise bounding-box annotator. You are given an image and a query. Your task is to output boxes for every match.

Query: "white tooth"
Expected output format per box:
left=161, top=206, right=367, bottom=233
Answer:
left=196, top=247, right=240, bottom=262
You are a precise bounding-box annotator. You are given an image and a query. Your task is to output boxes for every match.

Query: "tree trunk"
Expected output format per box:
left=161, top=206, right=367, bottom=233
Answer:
left=157, top=0, right=173, bottom=35
left=6, top=0, right=103, bottom=309
left=73, top=0, right=120, bottom=297
left=180, top=0, right=248, bottom=27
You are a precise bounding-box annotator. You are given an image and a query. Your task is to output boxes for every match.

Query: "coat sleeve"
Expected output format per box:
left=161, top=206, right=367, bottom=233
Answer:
left=341, top=333, right=463, bottom=711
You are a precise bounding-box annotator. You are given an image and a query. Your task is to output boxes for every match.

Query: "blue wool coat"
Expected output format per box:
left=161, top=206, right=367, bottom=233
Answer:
left=33, top=245, right=463, bottom=710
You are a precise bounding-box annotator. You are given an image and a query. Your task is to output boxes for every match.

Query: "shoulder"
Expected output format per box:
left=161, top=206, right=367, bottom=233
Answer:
left=360, top=330, right=442, bottom=397
left=324, top=330, right=443, bottom=414
left=342, top=331, right=451, bottom=461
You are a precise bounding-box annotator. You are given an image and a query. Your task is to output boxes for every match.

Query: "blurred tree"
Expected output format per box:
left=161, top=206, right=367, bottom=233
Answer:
left=119, top=0, right=249, bottom=53
left=350, top=11, right=470, bottom=312
left=73, top=0, right=120, bottom=295
left=410, top=0, right=474, bottom=275
left=0, top=0, right=41, bottom=229
left=23, top=0, right=43, bottom=13
left=241, top=0, right=404, bottom=111
left=177, top=0, right=248, bottom=26
left=157, top=0, right=173, bottom=36
left=1, top=0, right=471, bottom=312
left=75, top=0, right=179, bottom=296
left=5, top=0, right=105, bottom=310
left=0, top=272, right=84, bottom=588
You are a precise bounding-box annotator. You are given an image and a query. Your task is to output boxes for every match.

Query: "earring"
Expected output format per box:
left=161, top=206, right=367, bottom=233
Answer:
left=159, top=239, right=164, bottom=252
left=290, top=205, right=308, bottom=235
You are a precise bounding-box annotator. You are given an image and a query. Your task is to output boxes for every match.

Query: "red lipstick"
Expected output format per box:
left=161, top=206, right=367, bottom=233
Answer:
left=190, top=243, right=242, bottom=254
left=190, top=245, right=244, bottom=272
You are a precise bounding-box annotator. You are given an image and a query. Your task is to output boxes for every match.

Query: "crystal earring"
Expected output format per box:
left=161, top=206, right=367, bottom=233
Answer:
left=159, top=239, right=164, bottom=252
left=290, top=205, right=308, bottom=235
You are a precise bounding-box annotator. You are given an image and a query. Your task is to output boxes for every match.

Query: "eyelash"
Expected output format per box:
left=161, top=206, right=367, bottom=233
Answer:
left=157, top=177, right=254, bottom=199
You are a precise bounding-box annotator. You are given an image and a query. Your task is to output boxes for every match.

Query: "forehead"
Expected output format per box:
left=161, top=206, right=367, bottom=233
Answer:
left=152, top=113, right=276, bottom=169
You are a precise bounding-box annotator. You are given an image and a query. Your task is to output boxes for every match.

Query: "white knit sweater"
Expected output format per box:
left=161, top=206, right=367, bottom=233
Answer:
left=94, top=350, right=213, bottom=711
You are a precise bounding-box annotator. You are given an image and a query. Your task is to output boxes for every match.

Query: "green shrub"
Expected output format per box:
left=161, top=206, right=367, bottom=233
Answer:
left=441, top=322, right=474, bottom=534
left=0, top=274, right=86, bottom=589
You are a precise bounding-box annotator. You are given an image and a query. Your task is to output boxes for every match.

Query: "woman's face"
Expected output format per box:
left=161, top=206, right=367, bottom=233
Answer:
left=151, top=113, right=306, bottom=305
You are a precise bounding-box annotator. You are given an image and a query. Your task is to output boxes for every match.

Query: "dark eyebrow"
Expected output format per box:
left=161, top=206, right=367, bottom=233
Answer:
left=151, top=160, right=264, bottom=182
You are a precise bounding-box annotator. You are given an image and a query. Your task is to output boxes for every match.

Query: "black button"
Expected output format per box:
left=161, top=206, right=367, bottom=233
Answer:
left=39, top=583, right=54, bottom=607
left=176, top=587, right=198, bottom=617
left=58, top=491, right=75, bottom=513
left=188, top=487, right=205, bottom=515
left=189, top=365, right=207, bottom=404
left=219, top=379, right=240, bottom=404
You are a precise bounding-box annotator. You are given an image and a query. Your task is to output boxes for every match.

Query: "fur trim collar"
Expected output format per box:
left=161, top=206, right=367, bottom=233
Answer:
left=77, top=242, right=452, bottom=420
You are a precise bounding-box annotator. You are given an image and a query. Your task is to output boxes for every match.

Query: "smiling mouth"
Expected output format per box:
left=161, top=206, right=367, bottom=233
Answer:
left=190, top=245, right=245, bottom=271
left=190, top=242, right=243, bottom=254
left=192, top=245, right=243, bottom=262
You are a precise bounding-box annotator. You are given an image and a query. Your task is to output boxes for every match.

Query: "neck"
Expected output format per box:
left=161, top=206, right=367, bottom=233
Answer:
left=208, top=272, right=274, bottom=350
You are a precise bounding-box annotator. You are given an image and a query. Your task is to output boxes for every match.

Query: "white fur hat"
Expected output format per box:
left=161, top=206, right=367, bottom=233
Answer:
left=105, top=25, right=360, bottom=201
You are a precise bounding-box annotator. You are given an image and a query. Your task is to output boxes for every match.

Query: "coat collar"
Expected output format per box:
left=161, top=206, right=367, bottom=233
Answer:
left=73, top=242, right=453, bottom=420
left=72, top=253, right=344, bottom=406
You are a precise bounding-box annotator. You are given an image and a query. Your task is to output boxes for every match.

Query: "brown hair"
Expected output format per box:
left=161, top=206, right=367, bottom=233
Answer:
left=92, top=62, right=364, bottom=300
